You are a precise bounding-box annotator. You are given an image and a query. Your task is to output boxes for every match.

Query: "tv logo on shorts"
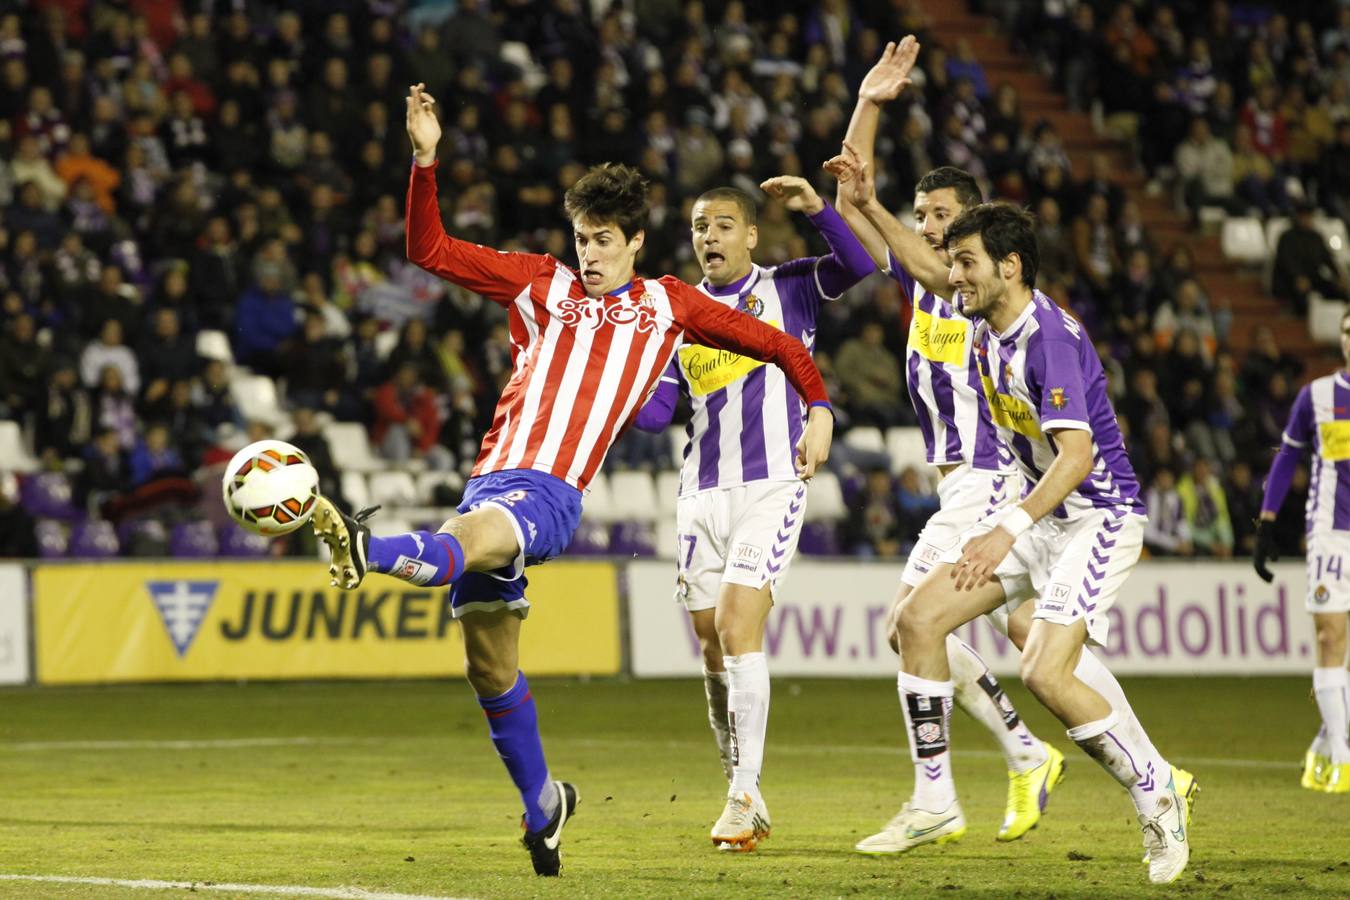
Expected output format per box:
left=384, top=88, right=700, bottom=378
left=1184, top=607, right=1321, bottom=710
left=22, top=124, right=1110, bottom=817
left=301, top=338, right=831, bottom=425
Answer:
left=730, top=542, right=763, bottom=573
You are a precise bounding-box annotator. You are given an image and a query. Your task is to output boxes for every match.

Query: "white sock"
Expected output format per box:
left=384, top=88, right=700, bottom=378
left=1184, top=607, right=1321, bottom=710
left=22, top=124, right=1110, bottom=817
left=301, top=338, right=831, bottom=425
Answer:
left=703, top=668, right=733, bottom=781
left=898, top=671, right=958, bottom=812
left=946, top=634, right=1046, bottom=773
left=1068, top=710, right=1171, bottom=815
left=1073, top=647, right=1167, bottom=774
left=725, top=653, right=770, bottom=797
left=1313, top=667, right=1350, bottom=764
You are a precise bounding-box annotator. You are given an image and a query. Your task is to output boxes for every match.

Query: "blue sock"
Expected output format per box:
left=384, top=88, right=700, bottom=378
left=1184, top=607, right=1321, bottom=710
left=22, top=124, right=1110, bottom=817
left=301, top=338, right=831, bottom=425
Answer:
left=479, top=672, right=557, bottom=832
left=367, top=531, right=464, bottom=586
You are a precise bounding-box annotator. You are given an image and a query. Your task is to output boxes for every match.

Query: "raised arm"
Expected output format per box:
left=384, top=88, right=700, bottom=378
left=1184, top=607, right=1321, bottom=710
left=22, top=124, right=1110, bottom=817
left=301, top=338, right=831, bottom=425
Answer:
left=825, top=37, right=955, bottom=299
left=405, top=84, right=542, bottom=303
left=670, top=280, right=833, bottom=478
left=761, top=175, right=874, bottom=299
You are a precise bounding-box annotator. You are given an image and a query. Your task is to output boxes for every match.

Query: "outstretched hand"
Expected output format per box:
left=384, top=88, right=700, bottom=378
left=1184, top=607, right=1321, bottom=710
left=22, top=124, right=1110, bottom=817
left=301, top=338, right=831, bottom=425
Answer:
left=858, top=36, right=920, bottom=105
left=406, top=83, right=441, bottom=165
left=760, top=176, right=825, bottom=215
left=822, top=142, right=876, bottom=209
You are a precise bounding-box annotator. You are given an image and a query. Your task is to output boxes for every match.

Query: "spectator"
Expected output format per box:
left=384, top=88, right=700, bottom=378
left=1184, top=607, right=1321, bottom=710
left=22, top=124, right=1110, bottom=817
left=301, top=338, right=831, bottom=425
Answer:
left=1175, top=117, right=1237, bottom=216
left=33, top=356, right=90, bottom=462
left=80, top=318, right=139, bottom=396
left=282, top=311, right=354, bottom=420
left=232, top=261, right=298, bottom=376
left=1143, top=467, right=1191, bottom=557
left=129, top=421, right=185, bottom=486
left=193, top=359, right=244, bottom=436
left=1272, top=200, right=1347, bottom=315
left=0, top=473, right=36, bottom=558
left=1178, top=457, right=1233, bottom=558
left=1153, top=279, right=1217, bottom=356
left=844, top=469, right=903, bottom=557
left=138, top=308, right=200, bottom=402
left=1232, top=124, right=1289, bottom=217
left=371, top=361, right=445, bottom=466
left=1072, top=193, right=1118, bottom=299
left=895, top=466, right=939, bottom=549
left=78, top=426, right=127, bottom=510
left=54, top=132, right=118, bottom=213
left=1225, top=459, right=1265, bottom=556
left=93, top=364, right=136, bottom=450
left=0, top=312, right=43, bottom=418
left=835, top=322, right=904, bottom=428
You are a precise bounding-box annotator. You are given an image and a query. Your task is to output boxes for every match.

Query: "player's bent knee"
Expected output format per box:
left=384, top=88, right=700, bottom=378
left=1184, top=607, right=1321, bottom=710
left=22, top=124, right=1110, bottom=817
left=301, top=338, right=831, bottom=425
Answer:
left=464, top=655, right=516, bottom=698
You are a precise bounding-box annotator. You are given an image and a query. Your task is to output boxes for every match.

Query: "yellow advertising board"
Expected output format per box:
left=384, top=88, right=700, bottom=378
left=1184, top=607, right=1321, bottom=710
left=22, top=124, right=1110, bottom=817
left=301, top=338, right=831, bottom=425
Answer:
left=34, top=561, right=620, bottom=684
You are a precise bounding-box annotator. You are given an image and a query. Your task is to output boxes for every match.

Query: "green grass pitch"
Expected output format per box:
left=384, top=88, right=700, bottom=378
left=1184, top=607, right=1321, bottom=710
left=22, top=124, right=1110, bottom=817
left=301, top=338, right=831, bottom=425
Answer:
left=0, top=677, right=1346, bottom=898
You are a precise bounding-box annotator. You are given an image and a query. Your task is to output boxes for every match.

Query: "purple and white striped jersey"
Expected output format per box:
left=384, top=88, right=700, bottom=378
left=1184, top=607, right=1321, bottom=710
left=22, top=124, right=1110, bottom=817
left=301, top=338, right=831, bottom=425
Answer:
left=888, top=253, right=1009, bottom=472
left=971, top=290, right=1144, bottom=521
left=663, top=261, right=831, bottom=496
left=1279, top=373, right=1350, bottom=534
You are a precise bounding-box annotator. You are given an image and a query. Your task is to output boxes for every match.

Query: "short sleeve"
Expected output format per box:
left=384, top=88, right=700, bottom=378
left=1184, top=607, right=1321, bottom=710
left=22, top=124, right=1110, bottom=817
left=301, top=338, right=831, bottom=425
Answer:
left=1283, top=385, right=1314, bottom=447
left=1029, top=336, right=1091, bottom=432
left=885, top=250, right=918, bottom=298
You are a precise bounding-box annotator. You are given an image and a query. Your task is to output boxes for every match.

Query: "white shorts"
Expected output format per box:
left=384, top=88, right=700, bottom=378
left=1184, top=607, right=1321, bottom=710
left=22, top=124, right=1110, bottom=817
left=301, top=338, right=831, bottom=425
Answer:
left=901, top=464, right=1018, bottom=588
left=940, top=504, right=1145, bottom=646
left=674, top=480, right=808, bottom=612
left=1306, top=532, right=1350, bottom=613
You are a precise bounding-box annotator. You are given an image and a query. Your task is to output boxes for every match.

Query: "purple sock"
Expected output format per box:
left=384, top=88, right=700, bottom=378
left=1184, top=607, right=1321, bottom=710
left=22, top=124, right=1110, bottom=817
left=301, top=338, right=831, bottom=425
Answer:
left=480, top=672, right=556, bottom=832
left=367, top=531, right=464, bottom=586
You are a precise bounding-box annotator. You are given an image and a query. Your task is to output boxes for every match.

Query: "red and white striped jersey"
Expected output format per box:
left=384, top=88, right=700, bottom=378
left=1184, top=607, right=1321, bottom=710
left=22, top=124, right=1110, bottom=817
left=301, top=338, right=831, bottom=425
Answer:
left=406, top=162, right=830, bottom=493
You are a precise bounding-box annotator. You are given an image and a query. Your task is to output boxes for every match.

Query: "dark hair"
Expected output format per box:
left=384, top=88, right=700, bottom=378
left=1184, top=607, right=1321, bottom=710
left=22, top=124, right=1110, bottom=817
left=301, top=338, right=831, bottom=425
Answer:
left=563, top=163, right=649, bottom=241
left=915, top=166, right=982, bottom=211
left=695, top=186, right=757, bottom=226
left=943, top=201, right=1040, bottom=287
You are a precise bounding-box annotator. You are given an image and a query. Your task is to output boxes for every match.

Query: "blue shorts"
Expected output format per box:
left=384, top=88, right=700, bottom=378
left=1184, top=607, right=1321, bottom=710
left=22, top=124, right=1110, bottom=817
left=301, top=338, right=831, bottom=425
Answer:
left=449, top=468, right=583, bottom=619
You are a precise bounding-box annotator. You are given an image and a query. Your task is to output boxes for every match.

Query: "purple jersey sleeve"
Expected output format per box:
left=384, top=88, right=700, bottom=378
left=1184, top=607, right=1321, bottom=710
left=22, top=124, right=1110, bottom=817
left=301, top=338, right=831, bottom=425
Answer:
left=772, top=202, right=874, bottom=314
left=632, top=360, right=681, bottom=432
left=1028, top=333, right=1092, bottom=432
left=1260, top=443, right=1301, bottom=515
left=1282, top=384, right=1315, bottom=447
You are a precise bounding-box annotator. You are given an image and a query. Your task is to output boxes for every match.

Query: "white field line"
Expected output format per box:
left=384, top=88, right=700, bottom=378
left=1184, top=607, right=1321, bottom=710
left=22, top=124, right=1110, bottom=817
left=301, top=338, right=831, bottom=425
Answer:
left=0, top=733, right=1297, bottom=771
left=0, top=875, right=473, bottom=900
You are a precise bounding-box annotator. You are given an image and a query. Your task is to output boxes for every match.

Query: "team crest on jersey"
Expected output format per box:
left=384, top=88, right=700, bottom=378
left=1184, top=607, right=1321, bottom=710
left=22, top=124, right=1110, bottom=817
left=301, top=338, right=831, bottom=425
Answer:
left=1049, top=388, right=1068, bottom=410
left=741, top=294, right=765, bottom=318
left=1315, top=584, right=1330, bottom=604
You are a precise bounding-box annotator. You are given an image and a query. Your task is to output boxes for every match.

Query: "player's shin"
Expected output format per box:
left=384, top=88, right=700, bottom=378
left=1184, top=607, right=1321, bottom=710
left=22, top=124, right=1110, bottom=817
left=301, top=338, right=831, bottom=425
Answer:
left=947, top=635, right=1046, bottom=772
left=366, top=530, right=466, bottom=586
left=478, top=672, right=559, bottom=831
left=703, top=668, right=734, bottom=781
left=725, top=652, right=770, bottom=798
left=1067, top=708, right=1171, bottom=814
left=897, top=672, right=958, bottom=812
left=1313, top=667, right=1350, bottom=764
left=1072, top=647, right=1166, bottom=769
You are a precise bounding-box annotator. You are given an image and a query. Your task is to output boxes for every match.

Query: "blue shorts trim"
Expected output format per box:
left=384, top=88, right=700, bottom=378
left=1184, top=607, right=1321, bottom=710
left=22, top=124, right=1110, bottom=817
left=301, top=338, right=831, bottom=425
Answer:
left=449, top=469, right=583, bottom=618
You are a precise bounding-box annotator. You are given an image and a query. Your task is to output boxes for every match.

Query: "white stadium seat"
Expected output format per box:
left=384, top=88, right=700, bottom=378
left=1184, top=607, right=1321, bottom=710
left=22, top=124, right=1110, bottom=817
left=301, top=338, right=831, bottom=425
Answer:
left=1315, top=216, right=1350, bottom=278
left=367, top=471, right=419, bottom=508
left=367, top=515, right=413, bottom=538
left=582, top=472, right=617, bottom=523
left=195, top=329, right=234, bottom=364
left=608, top=471, right=659, bottom=523
left=886, top=427, right=929, bottom=475
left=804, top=471, right=846, bottom=522
left=1309, top=294, right=1349, bottom=345
left=323, top=422, right=384, bottom=473
left=0, top=421, right=38, bottom=473
left=1264, top=216, right=1291, bottom=256
left=340, top=471, right=371, bottom=511
left=843, top=426, right=885, bottom=454
left=655, top=470, right=681, bottom=517
left=416, top=471, right=464, bottom=504
left=1220, top=217, right=1268, bottom=265
left=230, top=373, right=284, bottom=425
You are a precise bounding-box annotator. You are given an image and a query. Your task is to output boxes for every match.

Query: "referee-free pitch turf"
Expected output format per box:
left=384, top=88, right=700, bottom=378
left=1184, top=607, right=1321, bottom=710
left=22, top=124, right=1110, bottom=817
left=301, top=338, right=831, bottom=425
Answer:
left=0, top=677, right=1345, bottom=899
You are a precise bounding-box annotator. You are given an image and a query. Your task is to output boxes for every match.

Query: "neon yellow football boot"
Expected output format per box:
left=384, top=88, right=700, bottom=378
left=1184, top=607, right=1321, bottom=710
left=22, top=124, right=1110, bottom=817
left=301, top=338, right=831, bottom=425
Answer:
left=1301, top=751, right=1331, bottom=791
left=997, top=741, right=1066, bottom=841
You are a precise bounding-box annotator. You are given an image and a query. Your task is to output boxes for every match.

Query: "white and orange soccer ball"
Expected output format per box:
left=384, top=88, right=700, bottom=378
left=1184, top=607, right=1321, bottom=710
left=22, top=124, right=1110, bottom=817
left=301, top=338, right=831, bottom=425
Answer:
left=222, top=440, right=320, bottom=536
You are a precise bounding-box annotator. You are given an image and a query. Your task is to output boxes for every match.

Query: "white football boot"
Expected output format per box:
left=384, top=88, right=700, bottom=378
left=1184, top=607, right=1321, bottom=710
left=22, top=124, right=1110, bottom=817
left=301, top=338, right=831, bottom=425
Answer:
left=854, top=801, right=966, bottom=855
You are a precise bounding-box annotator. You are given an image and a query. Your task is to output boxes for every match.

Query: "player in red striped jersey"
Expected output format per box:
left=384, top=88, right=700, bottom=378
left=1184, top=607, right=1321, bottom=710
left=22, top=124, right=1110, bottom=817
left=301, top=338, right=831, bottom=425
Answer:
left=309, top=84, right=834, bottom=876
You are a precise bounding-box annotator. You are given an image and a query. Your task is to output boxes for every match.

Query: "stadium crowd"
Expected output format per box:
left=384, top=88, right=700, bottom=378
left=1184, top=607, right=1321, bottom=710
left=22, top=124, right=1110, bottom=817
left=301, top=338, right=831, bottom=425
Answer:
left=0, top=0, right=1335, bottom=562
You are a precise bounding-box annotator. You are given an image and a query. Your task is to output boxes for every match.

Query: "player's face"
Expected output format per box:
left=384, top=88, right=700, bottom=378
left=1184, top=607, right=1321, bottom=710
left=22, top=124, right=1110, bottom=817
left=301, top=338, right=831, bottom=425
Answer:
left=913, top=187, right=964, bottom=263
left=573, top=218, right=645, bottom=298
left=691, top=199, right=758, bottom=285
left=946, top=233, right=1006, bottom=318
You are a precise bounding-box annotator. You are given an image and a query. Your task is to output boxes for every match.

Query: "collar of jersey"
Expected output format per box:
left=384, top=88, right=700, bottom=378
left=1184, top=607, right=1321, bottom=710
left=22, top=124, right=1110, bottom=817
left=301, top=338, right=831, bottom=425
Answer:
left=989, top=294, right=1037, bottom=341
left=1337, top=371, right=1350, bottom=390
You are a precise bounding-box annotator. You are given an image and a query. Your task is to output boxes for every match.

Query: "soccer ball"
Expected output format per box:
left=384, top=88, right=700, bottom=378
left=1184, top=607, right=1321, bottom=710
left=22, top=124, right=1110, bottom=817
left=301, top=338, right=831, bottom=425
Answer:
left=222, top=440, right=320, bottom=536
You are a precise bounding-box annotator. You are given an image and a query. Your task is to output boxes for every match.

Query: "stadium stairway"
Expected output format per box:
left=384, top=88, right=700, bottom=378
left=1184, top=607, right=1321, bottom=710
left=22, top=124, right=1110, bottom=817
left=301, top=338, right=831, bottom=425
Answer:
left=928, top=3, right=1340, bottom=374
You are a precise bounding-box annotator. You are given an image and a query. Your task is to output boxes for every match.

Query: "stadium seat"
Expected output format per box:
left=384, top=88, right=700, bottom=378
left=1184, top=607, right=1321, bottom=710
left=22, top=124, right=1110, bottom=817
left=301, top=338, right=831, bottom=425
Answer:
left=35, top=520, right=68, bottom=557
left=340, top=471, right=371, bottom=511
left=195, top=330, right=234, bottom=364
left=1316, top=216, right=1350, bottom=278
left=1220, top=217, right=1268, bottom=265
left=417, top=471, right=464, bottom=506
left=230, top=373, right=285, bottom=425
left=1309, top=293, right=1348, bottom=344
left=20, top=472, right=77, bottom=520
left=566, top=518, right=611, bottom=555
left=885, top=427, right=929, bottom=475
left=68, top=520, right=120, bottom=558
left=797, top=521, right=840, bottom=555
left=655, top=517, right=679, bottom=560
left=583, top=472, right=617, bottom=523
left=119, top=518, right=169, bottom=556
left=323, top=422, right=384, bottom=473
left=655, top=470, right=681, bottom=517
left=170, top=521, right=219, bottom=558
left=608, top=471, right=659, bottom=523
left=610, top=521, right=657, bottom=557
left=804, top=471, right=847, bottom=522
left=0, top=421, right=39, bottom=473
left=368, top=471, right=419, bottom=508
left=843, top=426, right=885, bottom=454
left=367, top=515, right=413, bottom=538
left=218, top=525, right=270, bottom=558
